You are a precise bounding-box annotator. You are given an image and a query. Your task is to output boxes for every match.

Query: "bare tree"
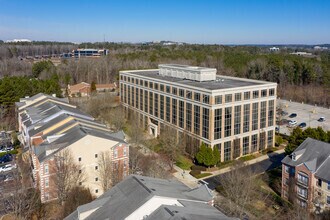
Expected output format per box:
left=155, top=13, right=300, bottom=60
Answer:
left=100, top=106, right=125, bottom=131
left=97, top=150, right=116, bottom=192
left=54, top=148, right=85, bottom=205
left=126, top=111, right=144, bottom=146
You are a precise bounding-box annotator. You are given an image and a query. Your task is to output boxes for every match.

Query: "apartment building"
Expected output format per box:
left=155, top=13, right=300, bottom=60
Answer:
left=282, top=138, right=330, bottom=212
left=119, top=64, right=277, bottom=162
left=16, top=93, right=129, bottom=203
left=65, top=175, right=234, bottom=220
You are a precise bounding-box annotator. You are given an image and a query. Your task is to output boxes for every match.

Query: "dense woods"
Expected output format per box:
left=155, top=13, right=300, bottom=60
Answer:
left=0, top=41, right=329, bottom=107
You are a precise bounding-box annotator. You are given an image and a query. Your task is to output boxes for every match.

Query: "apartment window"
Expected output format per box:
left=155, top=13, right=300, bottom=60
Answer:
left=186, top=90, right=192, bottom=99
left=140, top=79, right=143, bottom=86
left=243, top=136, right=249, bottom=155
left=253, top=90, right=259, bottom=99
left=44, top=164, right=49, bottom=174
left=214, top=108, right=222, bottom=140
left=194, top=92, right=200, bottom=102
left=179, top=101, right=184, bottom=128
left=79, top=169, right=82, bottom=174
left=154, top=83, right=158, bottom=90
left=95, top=177, right=98, bottom=182
left=194, top=105, right=200, bottom=135
left=172, top=87, right=177, bottom=95
left=260, top=101, right=267, bottom=129
left=285, top=165, right=289, bottom=174
left=160, top=84, right=164, bottom=91
left=124, top=147, right=127, bottom=156
left=127, top=85, right=131, bottom=105
left=261, top=89, right=267, bottom=97
left=224, top=107, right=232, bottom=137
left=186, top=103, right=192, bottom=132
left=268, top=100, right=274, bottom=127
left=95, top=166, right=98, bottom=170
left=234, top=105, right=241, bottom=135
left=135, top=78, right=138, bottom=85
left=139, top=89, right=143, bottom=111
left=268, top=130, right=273, bottom=147
left=149, top=91, right=153, bottom=115
left=114, top=149, right=118, bottom=158
left=120, top=75, right=123, bottom=80
left=95, top=189, right=99, bottom=194
left=172, top=98, right=177, bottom=125
left=269, top=88, right=275, bottom=96
left=166, top=86, right=171, bottom=93
left=203, top=94, right=210, bottom=104
left=45, top=177, right=49, bottom=188
left=135, top=88, right=139, bottom=108
left=243, top=104, right=250, bottom=132
left=225, top=94, right=232, bottom=103
left=124, top=76, right=127, bottom=81
left=154, top=93, right=158, bottom=117
left=95, top=154, right=98, bottom=158
left=224, top=141, right=231, bottom=161
left=144, top=90, right=148, bottom=112
left=78, top=157, right=82, bottom=162
left=244, top=91, right=250, bottom=100
left=127, top=77, right=131, bottom=83
left=160, top=95, right=164, bottom=120
left=235, top=93, right=242, bottom=101
left=179, top=89, right=184, bottom=97
left=252, top=103, right=259, bottom=130
left=166, top=97, right=171, bottom=122
left=144, top=80, right=148, bottom=87
left=297, top=186, right=308, bottom=199
left=202, top=108, right=209, bottom=139
left=251, top=134, right=258, bottom=152
left=215, top=95, right=222, bottom=104
left=298, top=173, right=309, bottom=185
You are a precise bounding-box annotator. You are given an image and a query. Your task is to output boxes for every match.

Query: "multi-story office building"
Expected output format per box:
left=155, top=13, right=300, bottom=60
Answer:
left=119, top=64, right=277, bottom=162
left=282, top=138, right=330, bottom=212
left=72, top=49, right=109, bottom=58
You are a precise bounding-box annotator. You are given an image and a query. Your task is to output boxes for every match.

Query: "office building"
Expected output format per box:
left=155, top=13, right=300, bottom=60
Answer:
left=119, top=64, right=277, bottom=162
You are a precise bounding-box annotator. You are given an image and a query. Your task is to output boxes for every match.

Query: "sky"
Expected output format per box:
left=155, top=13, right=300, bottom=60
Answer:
left=0, top=0, right=329, bottom=44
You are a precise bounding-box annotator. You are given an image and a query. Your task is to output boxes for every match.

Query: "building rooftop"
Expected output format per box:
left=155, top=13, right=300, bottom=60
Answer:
left=282, top=138, right=330, bottom=180
left=121, top=69, right=275, bottom=91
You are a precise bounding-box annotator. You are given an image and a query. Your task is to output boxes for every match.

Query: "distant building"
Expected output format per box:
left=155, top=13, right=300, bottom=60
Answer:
left=72, top=49, right=109, bottom=58
left=269, top=47, right=280, bottom=52
left=314, top=46, right=328, bottom=50
left=281, top=138, right=330, bottom=212
left=290, top=52, right=313, bottom=56
left=64, top=175, right=234, bottom=220
left=67, top=82, right=117, bottom=97
left=5, top=39, right=32, bottom=43
left=120, top=64, right=277, bottom=162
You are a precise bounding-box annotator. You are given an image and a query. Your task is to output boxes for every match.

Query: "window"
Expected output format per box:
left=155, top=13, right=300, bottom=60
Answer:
left=149, top=91, right=153, bottom=115
left=194, top=105, right=200, bottom=135
left=298, top=173, right=308, bottom=185
left=144, top=80, right=148, bottom=87
left=268, top=100, right=274, bottom=127
left=95, top=154, right=98, bottom=158
left=253, top=90, right=259, bottom=98
left=234, top=106, right=241, bottom=135
left=95, top=166, right=98, bottom=170
left=260, top=101, right=267, bottom=128
left=285, top=165, right=289, bottom=174
left=269, top=88, right=275, bottom=96
left=186, top=90, right=192, bottom=99
left=124, top=160, right=127, bottom=169
left=79, top=169, right=82, bottom=174
left=194, top=92, right=200, bottom=102
left=78, top=157, right=82, bottom=162
left=139, top=89, right=143, bottom=111
left=166, top=86, right=170, bottom=93
left=297, top=186, right=308, bottom=198
left=140, top=79, right=143, bottom=86
left=243, top=136, right=249, bottom=155
left=45, top=193, right=49, bottom=201
left=79, top=182, right=82, bottom=186
left=179, top=101, right=184, bottom=128
left=45, top=177, right=49, bottom=188
left=166, top=97, right=171, bottom=122
left=224, top=107, right=232, bottom=137
left=203, top=94, right=210, bottom=104
left=202, top=108, right=209, bottom=139
left=235, top=93, right=241, bottom=101
left=284, top=178, right=289, bottom=186
left=44, top=164, right=49, bottom=174
left=160, top=95, right=164, bottom=120
left=215, top=95, right=222, bottom=104
left=317, top=179, right=322, bottom=187
left=186, top=103, right=192, bottom=132
left=160, top=84, right=164, bottom=91
left=95, top=177, right=98, bottom=182
left=243, top=104, right=250, bottom=132
left=179, top=89, right=184, bottom=97
left=95, top=189, right=99, bottom=194
left=224, top=141, right=231, bottom=161
left=268, top=130, right=273, bottom=147
left=214, top=108, right=222, bottom=140
left=244, top=91, right=250, bottom=100
left=172, top=98, right=177, bottom=125
left=261, top=89, right=267, bottom=97
left=154, top=83, right=158, bottom=90
left=124, top=147, right=127, bottom=156
left=172, top=87, right=177, bottom=95
left=298, top=199, right=307, bottom=208
left=251, top=134, right=258, bottom=152
left=225, top=94, right=232, bottom=103
left=154, top=93, right=158, bottom=117
left=114, top=149, right=118, bottom=158
left=144, top=90, right=148, bottom=112
left=252, top=103, right=259, bottom=130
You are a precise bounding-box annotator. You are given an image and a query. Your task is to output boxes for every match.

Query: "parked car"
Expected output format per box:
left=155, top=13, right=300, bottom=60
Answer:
left=0, top=164, right=17, bottom=173
left=289, top=113, right=297, bottom=118
left=318, top=117, right=326, bottom=122
left=289, top=120, right=297, bottom=126
left=275, top=126, right=280, bottom=132
left=0, top=154, right=13, bottom=164
left=299, top=122, right=307, bottom=128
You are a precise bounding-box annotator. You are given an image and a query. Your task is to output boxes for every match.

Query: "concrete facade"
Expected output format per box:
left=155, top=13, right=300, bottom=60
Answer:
left=119, top=64, right=277, bottom=162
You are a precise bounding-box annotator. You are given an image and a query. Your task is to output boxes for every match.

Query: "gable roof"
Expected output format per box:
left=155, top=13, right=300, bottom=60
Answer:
left=68, top=82, right=91, bottom=92
left=282, top=138, right=330, bottom=180
left=64, top=175, right=222, bottom=220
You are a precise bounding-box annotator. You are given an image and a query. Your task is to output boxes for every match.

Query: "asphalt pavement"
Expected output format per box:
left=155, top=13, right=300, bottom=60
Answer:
left=204, top=152, right=286, bottom=190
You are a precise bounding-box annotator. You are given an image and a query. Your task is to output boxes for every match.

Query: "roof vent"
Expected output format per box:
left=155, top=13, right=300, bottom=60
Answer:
left=292, top=153, right=296, bottom=161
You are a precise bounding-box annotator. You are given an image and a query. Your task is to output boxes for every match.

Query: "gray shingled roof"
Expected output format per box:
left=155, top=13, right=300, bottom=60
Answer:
left=64, top=175, right=219, bottom=220
left=282, top=138, right=330, bottom=180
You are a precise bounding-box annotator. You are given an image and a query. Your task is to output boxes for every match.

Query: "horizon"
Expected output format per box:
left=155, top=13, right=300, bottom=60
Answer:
left=1, top=0, right=329, bottom=44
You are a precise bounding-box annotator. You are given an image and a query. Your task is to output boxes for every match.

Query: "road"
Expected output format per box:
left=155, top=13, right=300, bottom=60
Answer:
left=204, top=152, right=286, bottom=190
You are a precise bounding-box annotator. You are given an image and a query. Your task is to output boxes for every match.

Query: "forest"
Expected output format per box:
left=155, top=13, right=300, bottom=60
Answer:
left=0, top=41, right=329, bottom=107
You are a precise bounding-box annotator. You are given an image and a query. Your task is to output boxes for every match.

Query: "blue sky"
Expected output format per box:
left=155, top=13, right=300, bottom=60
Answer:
left=0, top=0, right=329, bottom=44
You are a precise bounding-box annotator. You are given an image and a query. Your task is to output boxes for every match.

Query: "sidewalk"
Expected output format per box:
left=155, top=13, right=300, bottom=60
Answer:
left=172, top=164, right=199, bottom=188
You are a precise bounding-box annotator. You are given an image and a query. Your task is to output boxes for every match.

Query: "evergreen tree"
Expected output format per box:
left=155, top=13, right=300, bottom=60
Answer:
left=91, top=81, right=97, bottom=93
left=196, top=143, right=207, bottom=165
left=204, top=147, right=214, bottom=167
left=212, top=147, right=220, bottom=166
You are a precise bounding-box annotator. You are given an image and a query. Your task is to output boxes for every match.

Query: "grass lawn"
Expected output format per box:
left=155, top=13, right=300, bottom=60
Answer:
left=239, top=154, right=256, bottom=162
left=175, top=155, right=193, bottom=170
left=195, top=173, right=212, bottom=179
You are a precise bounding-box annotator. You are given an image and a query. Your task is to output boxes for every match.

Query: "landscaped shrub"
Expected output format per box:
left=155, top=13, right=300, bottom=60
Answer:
left=189, top=170, right=201, bottom=177
left=191, top=165, right=207, bottom=171
left=176, top=155, right=193, bottom=170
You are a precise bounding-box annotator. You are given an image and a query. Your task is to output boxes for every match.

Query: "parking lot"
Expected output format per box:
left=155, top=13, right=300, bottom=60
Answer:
left=277, top=99, right=330, bottom=135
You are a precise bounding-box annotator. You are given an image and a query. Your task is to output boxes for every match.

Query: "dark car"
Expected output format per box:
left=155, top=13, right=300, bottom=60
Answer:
left=289, top=113, right=297, bottom=118
left=299, top=122, right=307, bottom=128
left=0, top=154, right=12, bottom=164
left=318, top=117, right=325, bottom=122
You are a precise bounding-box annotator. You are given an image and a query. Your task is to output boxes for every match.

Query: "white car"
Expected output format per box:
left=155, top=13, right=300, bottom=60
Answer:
left=0, top=164, right=17, bottom=173
left=289, top=120, right=297, bottom=126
